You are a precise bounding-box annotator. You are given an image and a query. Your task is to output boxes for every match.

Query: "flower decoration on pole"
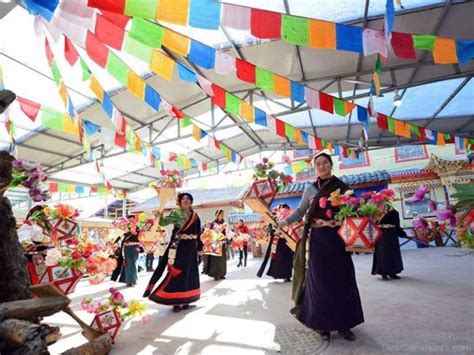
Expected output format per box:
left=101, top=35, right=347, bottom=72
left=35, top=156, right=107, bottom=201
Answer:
left=7, top=159, right=50, bottom=202
left=81, top=287, right=149, bottom=342
left=149, top=169, right=184, bottom=212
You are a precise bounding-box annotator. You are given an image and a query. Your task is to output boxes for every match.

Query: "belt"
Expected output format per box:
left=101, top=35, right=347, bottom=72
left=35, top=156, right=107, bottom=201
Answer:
left=124, top=242, right=141, bottom=246
left=311, top=219, right=341, bottom=228
left=378, top=224, right=395, bottom=229
left=179, top=234, right=198, bottom=240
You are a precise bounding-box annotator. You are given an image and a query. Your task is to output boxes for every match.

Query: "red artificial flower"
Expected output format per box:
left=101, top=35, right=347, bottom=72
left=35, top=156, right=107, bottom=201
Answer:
left=71, top=250, right=82, bottom=260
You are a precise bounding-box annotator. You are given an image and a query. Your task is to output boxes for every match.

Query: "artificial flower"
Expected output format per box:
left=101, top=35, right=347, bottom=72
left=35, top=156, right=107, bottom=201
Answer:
left=319, top=197, right=327, bottom=209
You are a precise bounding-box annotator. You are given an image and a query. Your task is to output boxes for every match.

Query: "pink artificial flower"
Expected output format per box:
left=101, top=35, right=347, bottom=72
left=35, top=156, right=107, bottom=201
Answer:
left=371, top=194, right=384, bottom=203
left=282, top=155, right=291, bottom=165
left=428, top=199, right=437, bottom=211
left=71, top=250, right=82, bottom=260
left=140, top=314, right=151, bottom=326
left=325, top=209, right=333, bottom=219
left=262, top=157, right=269, bottom=163
left=319, top=197, right=327, bottom=209
left=45, top=248, right=62, bottom=266
left=380, top=189, right=395, bottom=197
left=411, top=186, right=429, bottom=203
left=348, top=197, right=359, bottom=206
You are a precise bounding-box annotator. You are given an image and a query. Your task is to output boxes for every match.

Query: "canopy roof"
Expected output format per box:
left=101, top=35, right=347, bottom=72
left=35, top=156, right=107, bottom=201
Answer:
left=1, top=0, right=473, bottom=207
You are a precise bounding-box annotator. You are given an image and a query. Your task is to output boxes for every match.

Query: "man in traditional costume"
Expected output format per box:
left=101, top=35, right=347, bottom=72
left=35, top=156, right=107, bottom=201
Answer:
left=144, top=193, right=202, bottom=312
left=279, top=153, right=364, bottom=341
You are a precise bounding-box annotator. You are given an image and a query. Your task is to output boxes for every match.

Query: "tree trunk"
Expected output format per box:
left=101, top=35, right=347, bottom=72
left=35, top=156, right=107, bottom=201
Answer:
left=62, top=334, right=112, bottom=355
left=0, top=151, right=32, bottom=303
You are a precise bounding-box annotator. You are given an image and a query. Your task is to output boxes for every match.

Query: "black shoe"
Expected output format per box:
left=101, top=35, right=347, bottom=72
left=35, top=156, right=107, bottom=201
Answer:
left=237, top=263, right=241, bottom=267
left=338, top=329, right=356, bottom=341
left=389, top=274, right=401, bottom=279
left=214, top=277, right=219, bottom=281
left=172, top=306, right=182, bottom=313
left=382, top=275, right=389, bottom=280
left=285, top=278, right=292, bottom=282
left=317, top=331, right=330, bottom=341
left=220, top=276, right=226, bottom=280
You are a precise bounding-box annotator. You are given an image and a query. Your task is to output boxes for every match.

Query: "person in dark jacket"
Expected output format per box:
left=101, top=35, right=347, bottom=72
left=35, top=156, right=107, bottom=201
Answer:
left=279, top=153, right=364, bottom=342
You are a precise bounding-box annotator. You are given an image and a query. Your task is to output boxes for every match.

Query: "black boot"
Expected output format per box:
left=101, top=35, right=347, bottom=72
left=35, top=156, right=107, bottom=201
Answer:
left=172, top=306, right=181, bottom=313
left=382, top=275, right=389, bottom=280
left=389, top=274, right=401, bottom=279
left=338, top=329, right=356, bottom=341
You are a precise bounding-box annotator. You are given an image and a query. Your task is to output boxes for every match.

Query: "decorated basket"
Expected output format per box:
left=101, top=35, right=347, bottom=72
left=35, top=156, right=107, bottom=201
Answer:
left=338, top=217, right=382, bottom=253
left=201, top=230, right=224, bottom=256
left=90, top=309, right=123, bottom=343
left=48, top=218, right=78, bottom=240
left=245, top=178, right=278, bottom=206
left=285, top=221, right=304, bottom=244
left=39, top=265, right=83, bottom=295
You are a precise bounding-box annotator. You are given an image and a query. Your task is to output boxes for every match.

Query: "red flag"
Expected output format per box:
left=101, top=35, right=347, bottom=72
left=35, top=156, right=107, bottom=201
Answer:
left=17, top=97, right=41, bottom=122
left=95, top=14, right=126, bottom=51
left=319, top=92, right=334, bottom=114
left=315, top=137, right=323, bottom=150
left=87, top=0, right=125, bottom=13
left=91, top=186, right=98, bottom=193
left=106, top=181, right=113, bottom=190
left=101, top=10, right=130, bottom=28
left=211, top=84, right=226, bottom=108
left=64, top=36, right=79, bottom=65
left=275, top=119, right=285, bottom=137
left=418, top=127, right=426, bottom=141
left=391, top=32, right=416, bottom=59
left=49, top=183, right=59, bottom=193
left=44, top=38, right=53, bottom=65
left=236, top=58, right=256, bottom=83
left=86, top=31, right=109, bottom=68
left=250, top=9, right=281, bottom=39
left=377, top=113, right=388, bottom=130
left=115, top=132, right=126, bottom=148
left=169, top=152, right=177, bottom=162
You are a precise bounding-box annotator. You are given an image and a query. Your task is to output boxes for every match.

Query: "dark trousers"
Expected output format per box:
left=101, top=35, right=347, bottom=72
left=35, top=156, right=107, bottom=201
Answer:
left=146, top=253, right=154, bottom=271
left=238, top=247, right=248, bottom=267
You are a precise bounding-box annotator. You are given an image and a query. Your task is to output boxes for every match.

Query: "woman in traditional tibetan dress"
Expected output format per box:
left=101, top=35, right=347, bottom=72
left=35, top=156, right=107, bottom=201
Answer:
left=372, top=208, right=405, bottom=280
left=257, top=204, right=293, bottom=281
left=144, top=193, right=202, bottom=312
left=205, top=210, right=227, bottom=280
left=279, top=153, right=364, bottom=341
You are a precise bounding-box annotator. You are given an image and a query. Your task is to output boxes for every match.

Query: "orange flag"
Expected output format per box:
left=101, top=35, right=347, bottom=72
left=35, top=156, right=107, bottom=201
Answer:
left=162, top=28, right=190, bottom=57
left=309, top=20, right=336, bottom=49
left=156, top=0, right=189, bottom=26
left=433, top=37, right=458, bottom=64
left=150, top=50, right=175, bottom=81
left=273, top=75, right=291, bottom=97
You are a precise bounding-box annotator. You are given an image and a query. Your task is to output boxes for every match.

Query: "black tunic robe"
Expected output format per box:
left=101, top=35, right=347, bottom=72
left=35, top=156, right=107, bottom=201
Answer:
left=295, top=176, right=365, bottom=331
left=257, top=225, right=293, bottom=280
left=144, top=210, right=202, bottom=306
left=372, top=209, right=405, bottom=276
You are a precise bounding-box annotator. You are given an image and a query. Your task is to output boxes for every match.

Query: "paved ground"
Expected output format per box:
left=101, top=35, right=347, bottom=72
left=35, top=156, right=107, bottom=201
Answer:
left=47, top=247, right=474, bottom=354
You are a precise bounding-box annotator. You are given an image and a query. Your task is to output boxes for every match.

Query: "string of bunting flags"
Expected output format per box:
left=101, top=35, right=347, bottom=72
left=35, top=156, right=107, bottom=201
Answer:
left=84, top=0, right=474, bottom=65
left=119, top=17, right=473, bottom=151
left=84, top=15, right=362, bottom=158
left=48, top=181, right=112, bottom=195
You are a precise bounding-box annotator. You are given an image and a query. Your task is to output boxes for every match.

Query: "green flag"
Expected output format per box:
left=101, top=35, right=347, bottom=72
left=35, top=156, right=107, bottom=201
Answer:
left=41, top=107, right=63, bottom=131
left=125, top=0, right=157, bottom=19
left=413, top=35, right=437, bottom=51
left=80, top=58, right=91, bottom=81
left=58, top=183, right=67, bottom=193
left=410, top=124, right=420, bottom=137
left=130, top=17, right=164, bottom=48
left=387, top=117, right=395, bottom=133
left=225, top=93, right=241, bottom=115
left=106, top=52, right=129, bottom=86
left=281, top=14, right=309, bottom=46
left=50, top=60, right=62, bottom=85
left=285, top=123, right=295, bottom=138
left=375, top=54, right=382, bottom=73
left=256, top=67, right=274, bottom=92
left=334, top=98, right=346, bottom=116
left=123, top=33, right=153, bottom=63
left=180, top=117, right=193, bottom=128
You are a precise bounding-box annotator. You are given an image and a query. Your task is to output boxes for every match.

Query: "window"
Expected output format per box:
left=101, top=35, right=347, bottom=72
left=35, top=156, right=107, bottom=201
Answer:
left=395, top=145, right=428, bottom=163
left=339, top=151, right=370, bottom=169
left=401, top=190, right=438, bottom=219
left=293, top=149, right=314, bottom=159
